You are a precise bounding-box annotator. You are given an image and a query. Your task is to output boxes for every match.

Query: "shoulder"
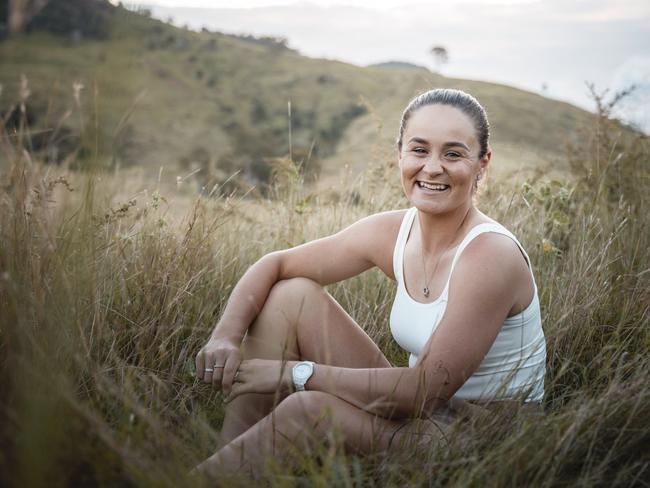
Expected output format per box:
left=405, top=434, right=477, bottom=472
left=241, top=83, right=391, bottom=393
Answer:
left=454, top=227, right=530, bottom=288
left=343, top=209, right=410, bottom=279
left=343, top=208, right=408, bottom=243
left=465, top=228, right=523, bottom=258
left=354, top=208, right=409, bottom=228
left=273, top=209, right=410, bottom=285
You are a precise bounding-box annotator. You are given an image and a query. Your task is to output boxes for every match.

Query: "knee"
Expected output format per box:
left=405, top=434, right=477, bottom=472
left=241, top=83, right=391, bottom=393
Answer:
left=274, top=391, right=334, bottom=428
left=266, top=277, right=323, bottom=309
left=243, top=279, right=323, bottom=359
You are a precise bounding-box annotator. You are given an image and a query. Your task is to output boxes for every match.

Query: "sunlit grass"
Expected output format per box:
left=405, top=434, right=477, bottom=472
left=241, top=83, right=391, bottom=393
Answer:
left=1, top=85, right=648, bottom=486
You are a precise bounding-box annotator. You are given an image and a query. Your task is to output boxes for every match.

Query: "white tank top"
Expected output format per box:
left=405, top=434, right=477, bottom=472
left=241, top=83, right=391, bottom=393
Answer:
left=389, top=207, right=546, bottom=402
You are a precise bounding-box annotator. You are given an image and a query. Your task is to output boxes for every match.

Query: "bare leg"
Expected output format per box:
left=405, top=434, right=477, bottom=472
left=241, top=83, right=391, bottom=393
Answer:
left=219, top=277, right=391, bottom=445
left=197, top=390, right=451, bottom=479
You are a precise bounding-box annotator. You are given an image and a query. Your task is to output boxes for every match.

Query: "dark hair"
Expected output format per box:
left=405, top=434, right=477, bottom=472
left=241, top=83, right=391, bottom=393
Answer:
left=396, top=88, right=490, bottom=160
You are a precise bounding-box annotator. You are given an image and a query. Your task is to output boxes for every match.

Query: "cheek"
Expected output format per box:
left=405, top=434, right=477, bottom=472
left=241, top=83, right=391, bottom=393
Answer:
left=452, top=162, right=476, bottom=182
left=399, top=156, right=420, bottom=173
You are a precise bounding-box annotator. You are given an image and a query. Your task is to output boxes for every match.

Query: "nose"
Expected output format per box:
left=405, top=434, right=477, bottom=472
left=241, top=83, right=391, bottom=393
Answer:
left=421, top=154, right=445, bottom=174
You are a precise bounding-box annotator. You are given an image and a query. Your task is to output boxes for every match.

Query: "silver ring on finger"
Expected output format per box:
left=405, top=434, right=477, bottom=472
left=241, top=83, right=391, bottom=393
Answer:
left=204, top=368, right=214, bottom=373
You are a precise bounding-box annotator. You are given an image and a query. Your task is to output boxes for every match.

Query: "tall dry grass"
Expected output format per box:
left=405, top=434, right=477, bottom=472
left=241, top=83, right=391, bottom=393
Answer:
left=1, top=83, right=649, bottom=487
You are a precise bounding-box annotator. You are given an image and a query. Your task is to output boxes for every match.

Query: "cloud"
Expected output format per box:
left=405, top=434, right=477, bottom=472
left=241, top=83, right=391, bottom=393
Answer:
left=609, top=55, right=650, bottom=133
left=611, top=55, right=650, bottom=91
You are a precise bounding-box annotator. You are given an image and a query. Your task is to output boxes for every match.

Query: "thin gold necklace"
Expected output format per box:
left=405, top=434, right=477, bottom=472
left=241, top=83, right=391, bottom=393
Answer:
left=419, top=207, right=472, bottom=298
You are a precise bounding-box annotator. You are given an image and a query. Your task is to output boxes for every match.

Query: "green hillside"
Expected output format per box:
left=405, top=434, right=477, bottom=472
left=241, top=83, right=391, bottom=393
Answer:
left=0, top=1, right=599, bottom=194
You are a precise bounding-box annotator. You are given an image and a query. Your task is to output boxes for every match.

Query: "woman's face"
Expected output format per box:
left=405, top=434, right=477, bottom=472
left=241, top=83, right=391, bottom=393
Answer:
left=398, top=104, right=490, bottom=215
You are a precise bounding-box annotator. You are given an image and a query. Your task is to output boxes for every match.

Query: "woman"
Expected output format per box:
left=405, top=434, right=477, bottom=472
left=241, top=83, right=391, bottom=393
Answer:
left=193, top=88, right=546, bottom=477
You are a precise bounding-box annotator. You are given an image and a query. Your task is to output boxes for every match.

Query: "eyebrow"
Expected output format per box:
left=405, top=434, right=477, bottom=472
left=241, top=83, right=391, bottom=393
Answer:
left=408, top=137, right=469, bottom=151
left=407, top=137, right=470, bottom=151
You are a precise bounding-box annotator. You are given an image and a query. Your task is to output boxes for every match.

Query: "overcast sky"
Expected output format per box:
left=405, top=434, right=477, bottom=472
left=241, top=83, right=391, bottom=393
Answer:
left=133, top=0, right=650, bottom=132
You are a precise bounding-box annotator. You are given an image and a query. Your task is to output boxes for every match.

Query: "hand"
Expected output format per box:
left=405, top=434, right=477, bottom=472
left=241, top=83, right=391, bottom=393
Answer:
left=225, top=359, right=296, bottom=403
left=195, top=335, right=242, bottom=396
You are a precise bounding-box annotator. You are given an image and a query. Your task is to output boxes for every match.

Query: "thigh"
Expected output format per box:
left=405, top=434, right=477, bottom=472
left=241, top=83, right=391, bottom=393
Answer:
left=276, top=391, right=450, bottom=457
left=384, top=408, right=454, bottom=457
left=220, top=278, right=392, bottom=444
left=243, top=277, right=391, bottom=369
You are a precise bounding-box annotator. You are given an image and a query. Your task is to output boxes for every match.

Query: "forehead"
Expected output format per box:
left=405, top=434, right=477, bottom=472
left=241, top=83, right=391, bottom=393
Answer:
left=404, top=104, right=477, bottom=147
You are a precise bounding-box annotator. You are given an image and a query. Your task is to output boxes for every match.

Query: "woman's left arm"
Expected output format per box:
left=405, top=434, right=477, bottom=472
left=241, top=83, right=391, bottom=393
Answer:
left=226, top=233, right=528, bottom=419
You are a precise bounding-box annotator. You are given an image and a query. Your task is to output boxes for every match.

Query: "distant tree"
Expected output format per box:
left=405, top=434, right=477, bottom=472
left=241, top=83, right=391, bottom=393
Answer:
left=263, top=36, right=288, bottom=50
left=7, top=0, right=114, bottom=38
left=7, top=0, right=50, bottom=34
left=430, top=45, right=449, bottom=73
left=136, top=7, right=151, bottom=18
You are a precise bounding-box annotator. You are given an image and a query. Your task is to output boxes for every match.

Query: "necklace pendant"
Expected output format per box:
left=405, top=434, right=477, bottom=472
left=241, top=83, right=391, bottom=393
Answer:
left=423, top=286, right=430, bottom=297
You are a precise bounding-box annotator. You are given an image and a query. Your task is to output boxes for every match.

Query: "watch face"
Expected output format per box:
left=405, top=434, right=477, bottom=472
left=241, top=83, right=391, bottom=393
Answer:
left=296, top=364, right=310, bottom=377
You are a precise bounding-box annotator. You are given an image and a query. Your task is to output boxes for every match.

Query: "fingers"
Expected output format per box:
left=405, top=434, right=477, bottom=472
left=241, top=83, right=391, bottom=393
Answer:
left=202, top=353, right=219, bottom=384
left=221, top=354, right=241, bottom=396
left=210, top=357, right=226, bottom=388
left=200, top=350, right=216, bottom=384
left=224, top=386, right=239, bottom=403
left=195, top=349, right=225, bottom=385
left=195, top=350, right=205, bottom=381
left=195, top=338, right=243, bottom=388
left=202, top=361, right=215, bottom=384
left=224, top=378, right=249, bottom=404
left=196, top=349, right=228, bottom=386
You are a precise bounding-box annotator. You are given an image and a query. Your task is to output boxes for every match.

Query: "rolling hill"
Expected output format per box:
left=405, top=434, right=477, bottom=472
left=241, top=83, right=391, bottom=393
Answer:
left=0, top=0, right=601, bottom=195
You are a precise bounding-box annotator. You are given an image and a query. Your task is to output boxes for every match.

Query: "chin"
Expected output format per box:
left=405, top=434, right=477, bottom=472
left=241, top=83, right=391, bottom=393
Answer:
left=411, top=195, right=465, bottom=215
left=411, top=198, right=447, bottom=214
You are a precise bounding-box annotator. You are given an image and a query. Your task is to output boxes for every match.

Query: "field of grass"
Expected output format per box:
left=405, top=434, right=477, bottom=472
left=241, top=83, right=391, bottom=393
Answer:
left=1, top=75, right=649, bottom=486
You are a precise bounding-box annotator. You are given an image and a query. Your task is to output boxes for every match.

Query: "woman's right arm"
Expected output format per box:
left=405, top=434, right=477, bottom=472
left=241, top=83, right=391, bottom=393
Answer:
left=194, top=210, right=402, bottom=393
left=194, top=252, right=282, bottom=391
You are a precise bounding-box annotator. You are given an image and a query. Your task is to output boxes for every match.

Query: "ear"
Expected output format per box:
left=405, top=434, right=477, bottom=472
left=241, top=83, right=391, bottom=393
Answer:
left=478, top=147, right=492, bottom=177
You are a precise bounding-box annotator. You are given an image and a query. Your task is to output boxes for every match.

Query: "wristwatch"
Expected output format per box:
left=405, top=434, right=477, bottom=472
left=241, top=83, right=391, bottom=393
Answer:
left=292, top=361, right=314, bottom=391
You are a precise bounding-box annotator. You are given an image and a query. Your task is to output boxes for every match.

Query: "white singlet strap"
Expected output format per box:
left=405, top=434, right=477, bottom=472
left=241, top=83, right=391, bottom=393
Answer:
left=392, top=207, right=417, bottom=283
left=445, top=223, right=537, bottom=294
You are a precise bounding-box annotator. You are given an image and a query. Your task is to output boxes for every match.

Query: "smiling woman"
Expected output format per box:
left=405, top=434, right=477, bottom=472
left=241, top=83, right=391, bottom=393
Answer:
left=192, top=88, right=546, bottom=479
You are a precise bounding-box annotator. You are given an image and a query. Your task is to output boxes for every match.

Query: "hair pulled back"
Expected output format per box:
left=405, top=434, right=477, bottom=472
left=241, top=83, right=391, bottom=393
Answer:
left=396, top=88, right=490, bottom=160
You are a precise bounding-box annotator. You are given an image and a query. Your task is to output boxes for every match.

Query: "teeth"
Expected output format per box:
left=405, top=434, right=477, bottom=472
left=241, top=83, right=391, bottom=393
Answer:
left=418, top=181, right=449, bottom=191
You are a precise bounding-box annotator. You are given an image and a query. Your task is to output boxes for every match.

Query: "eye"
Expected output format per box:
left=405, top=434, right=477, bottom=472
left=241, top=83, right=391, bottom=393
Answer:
left=412, top=147, right=427, bottom=154
left=446, top=151, right=461, bottom=159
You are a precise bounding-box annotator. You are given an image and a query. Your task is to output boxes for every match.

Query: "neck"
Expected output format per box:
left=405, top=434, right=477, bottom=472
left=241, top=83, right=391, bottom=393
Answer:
left=416, top=203, right=475, bottom=253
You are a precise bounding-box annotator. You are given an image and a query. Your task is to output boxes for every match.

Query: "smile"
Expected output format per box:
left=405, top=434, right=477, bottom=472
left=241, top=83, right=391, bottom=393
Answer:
left=417, top=181, right=450, bottom=192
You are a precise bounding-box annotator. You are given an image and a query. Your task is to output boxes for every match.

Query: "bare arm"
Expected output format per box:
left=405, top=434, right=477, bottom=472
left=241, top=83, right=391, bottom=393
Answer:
left=239, top=233, right=529, bottom=419
left=294, top=363, right=440, bottom=419
left=208, top=253, right=282, bottom=343
left=209, top=210, right=399, bottom=340
left=196, top=210, right=401, bottom=392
